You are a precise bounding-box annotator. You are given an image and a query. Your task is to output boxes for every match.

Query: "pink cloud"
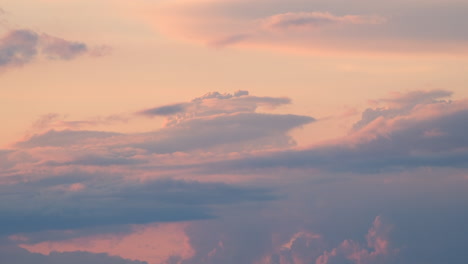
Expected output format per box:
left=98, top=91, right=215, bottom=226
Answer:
left=20, top=223, right=194, bottom=264
left=261, top=12, right=385, bottom=31
left=133, top=0, right=468, bottom=55
left=316, top=216, right=395, bottom=264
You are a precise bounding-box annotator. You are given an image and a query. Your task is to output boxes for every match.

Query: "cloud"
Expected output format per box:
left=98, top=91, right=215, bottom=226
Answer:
left=27, top=113, right=130, bottom=134
left=316, top=216, right=395, bottom=264
left=193, top=90, right=468, bottom=173
left=261, top=12, right=385, bottom=31
left=39, top=34, right=88, bottom=60
left=209, top=34, right=251, bottom=48
left=141, top=0, right=468, bottom=54
left=15, top=91, right=310, bottom=154
left=18, top=223, right=194, bottom=264
left=138, top=103, right=188, bottom=117
left=0, top=30, right=38, bottom=67
left=3, top=89, right=468, bottom=264
left=0, top=176, right=276, bottom=235
left=0, top=11, right=109, bottom=71
left=0, top=245, right=147, bottom=264
left=15, top=129, right=122, bottom=148
left=139, top=90, right=292, bottom=124
left=131, top=112, right=314, bottom=154
left=353, top=89, right=452, bottom=130
left=167, top=214, right=394, bottom=264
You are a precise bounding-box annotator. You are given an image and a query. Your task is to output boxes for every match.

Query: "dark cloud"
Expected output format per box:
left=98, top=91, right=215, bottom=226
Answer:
left=0, top=176, right=276, bottom=235
left=138, top=103, right=188, bottom=117
left=199, top=92, right=468, bottom=174
left=0, top=30, right=38, bottom=67
left=4, top=90, right=468, bottom=264
left=159, top=166, right=468, bottom=264
left=0, top=245, right=147, bottom=264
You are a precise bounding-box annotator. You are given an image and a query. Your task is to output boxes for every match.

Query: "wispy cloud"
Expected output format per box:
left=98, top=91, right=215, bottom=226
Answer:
left=261, top=12, right=385, bottom=31
left=141, top=0, right=468, bottom=54
left=0, top=9, right=110, bottom=71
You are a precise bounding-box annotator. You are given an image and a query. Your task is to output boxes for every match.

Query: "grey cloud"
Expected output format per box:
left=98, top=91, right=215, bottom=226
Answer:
left=0, top=27, right=108, bottom=70
left=16, top=112, right=313, bottom=153
left=164, top=166, right=468, bottom=264
left=140, top=90, right=291, bottom=121
left=0, top=176, right=276, bottom=235
left=45, top=155, right=147, bottom=167
left=16, top=91, right=307, bottom=153
left=0, top=30, right=38, bottom=67
left=158, top=0, right=468, bottom=54
left=40, top=34, right=88, bottom=60
left=138, top=103, right=188, bottom=117
left=0, top=245, right=147, bottom=264
left=199, top=94, right=468, bottom=174
left=133, top=113, right=314, bottom=153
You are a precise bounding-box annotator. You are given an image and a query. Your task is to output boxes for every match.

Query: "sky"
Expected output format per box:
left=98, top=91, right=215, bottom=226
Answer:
left=1, top=0, right=468, bottom=263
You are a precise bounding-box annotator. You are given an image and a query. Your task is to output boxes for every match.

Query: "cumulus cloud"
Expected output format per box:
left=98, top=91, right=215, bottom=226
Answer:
left=316, top=216, right=394, bottom=264
left=188, top=90, right=468, bottom=174
left=165, top=213, right=394, bottom=264
left=353, top=89, right=452, bottom=130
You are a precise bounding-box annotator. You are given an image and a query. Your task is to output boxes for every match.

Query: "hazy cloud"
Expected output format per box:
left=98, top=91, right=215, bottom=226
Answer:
left=262, top=12, right=386, bottom=31
left=0, top=245, right=147, bottom=264
left=0, top=24, right=109, bottom=70
left=145, top=0, right=468, bottom=54
left=138, top=103, right=188, bottom=117
left=15, top=130, right=121, bottom=148
left=0, top=30, right=38, bottom=67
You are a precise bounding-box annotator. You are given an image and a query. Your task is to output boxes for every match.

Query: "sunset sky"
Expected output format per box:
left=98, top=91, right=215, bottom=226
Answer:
left=1, top=0, right=468, bottom=263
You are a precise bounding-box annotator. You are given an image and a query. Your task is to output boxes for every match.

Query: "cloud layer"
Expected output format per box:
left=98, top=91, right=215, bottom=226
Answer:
left=2, top=89, right=468, bottom=264
left=141, top=0, right=468, bottom=54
